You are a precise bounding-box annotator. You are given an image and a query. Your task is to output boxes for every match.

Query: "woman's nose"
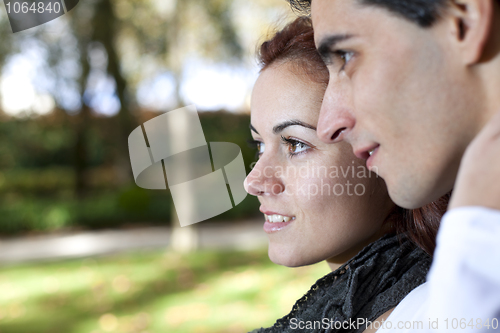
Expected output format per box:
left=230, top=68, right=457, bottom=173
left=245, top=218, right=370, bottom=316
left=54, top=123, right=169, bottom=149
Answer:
left=244, top=159, right=284, bottom=196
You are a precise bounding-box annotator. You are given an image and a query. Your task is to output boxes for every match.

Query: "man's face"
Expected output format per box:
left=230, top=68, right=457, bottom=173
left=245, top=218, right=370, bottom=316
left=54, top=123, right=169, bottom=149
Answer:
left=311, top=0, right=483, bottom=208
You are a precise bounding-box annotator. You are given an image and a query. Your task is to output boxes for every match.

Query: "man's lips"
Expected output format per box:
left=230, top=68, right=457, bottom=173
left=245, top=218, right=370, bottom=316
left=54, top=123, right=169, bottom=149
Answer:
left=366, top=146, right=379, bottom=171
left=354, top=144, right=380, bottom=160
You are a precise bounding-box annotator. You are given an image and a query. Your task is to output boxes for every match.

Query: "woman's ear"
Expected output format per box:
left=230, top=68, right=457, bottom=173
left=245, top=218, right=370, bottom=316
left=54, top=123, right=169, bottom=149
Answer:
left=446, top=0, right=494, bottom=65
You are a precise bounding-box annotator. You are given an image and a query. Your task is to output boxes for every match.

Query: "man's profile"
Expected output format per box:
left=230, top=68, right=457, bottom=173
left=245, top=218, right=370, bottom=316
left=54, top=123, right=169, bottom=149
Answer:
left=286, top=0, right=500, bottom=331
left=289, top=0, right=500, bottom=209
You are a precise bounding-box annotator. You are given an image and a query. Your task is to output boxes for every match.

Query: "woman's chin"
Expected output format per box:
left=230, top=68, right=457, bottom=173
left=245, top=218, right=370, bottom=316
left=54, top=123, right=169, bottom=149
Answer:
left=268, top=247, right=321, bottom=268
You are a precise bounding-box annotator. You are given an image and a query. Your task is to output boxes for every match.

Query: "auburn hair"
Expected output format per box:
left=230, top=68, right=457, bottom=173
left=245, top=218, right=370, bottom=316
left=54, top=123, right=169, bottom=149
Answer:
left=257, top=17, right=450, bottom=255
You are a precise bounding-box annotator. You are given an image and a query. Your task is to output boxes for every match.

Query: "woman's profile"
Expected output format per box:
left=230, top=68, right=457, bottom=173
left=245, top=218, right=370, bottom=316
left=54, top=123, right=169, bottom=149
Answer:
left=244, top=17, right=449, bottom=333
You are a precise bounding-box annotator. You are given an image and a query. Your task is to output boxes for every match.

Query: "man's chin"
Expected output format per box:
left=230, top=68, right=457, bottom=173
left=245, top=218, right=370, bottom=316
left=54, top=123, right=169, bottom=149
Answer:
left=388, top=183, right=435, bottom=209
left=389, top=182, right=449, bottom=209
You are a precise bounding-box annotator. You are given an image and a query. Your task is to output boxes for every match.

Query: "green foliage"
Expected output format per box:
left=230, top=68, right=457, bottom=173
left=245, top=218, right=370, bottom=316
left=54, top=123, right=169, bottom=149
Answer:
left=117, top=186, right=152, bottom=214
left=0, top=115, right=74, bottom=169
left=199, top=111, right=256, bottom=174
left=0, top=168, right=74, bottom=195
left=0, top=248, right=331, bottom=333
left=0, top=189, right=260, bottom=235
left=0, top=111, right=255, bottom=172
left=0, top=111, right=260, bottom=234
left=0, top=191, right=170, bottom=234
left=0, top=112, right=122, bottom=170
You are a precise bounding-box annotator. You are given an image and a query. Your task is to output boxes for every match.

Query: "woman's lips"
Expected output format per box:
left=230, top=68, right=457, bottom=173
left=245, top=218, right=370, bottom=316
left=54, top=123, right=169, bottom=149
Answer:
left=262, top=213, right=295, bottom=233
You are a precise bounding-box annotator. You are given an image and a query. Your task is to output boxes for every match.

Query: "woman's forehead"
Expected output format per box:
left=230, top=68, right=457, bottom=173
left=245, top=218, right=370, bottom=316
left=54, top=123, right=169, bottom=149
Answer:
left=251, top=63, right=324, bottom=130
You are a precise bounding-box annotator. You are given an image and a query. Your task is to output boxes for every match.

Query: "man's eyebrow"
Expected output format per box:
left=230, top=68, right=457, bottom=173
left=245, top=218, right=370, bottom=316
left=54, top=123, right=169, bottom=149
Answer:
left=317, top=34, right=354, bottom=60
left=273, top=120, right=316, bottom=134
left=249, top=123, right=259, bottom=134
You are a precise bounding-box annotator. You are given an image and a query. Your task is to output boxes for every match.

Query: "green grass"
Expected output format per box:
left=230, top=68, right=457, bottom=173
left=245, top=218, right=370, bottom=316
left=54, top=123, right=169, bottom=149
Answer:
left=0, top=248, right=330, bottom=333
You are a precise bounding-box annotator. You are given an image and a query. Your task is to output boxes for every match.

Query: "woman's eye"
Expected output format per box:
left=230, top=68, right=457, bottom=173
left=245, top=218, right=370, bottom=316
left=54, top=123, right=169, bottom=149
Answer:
left=247, top=139, right=265, bottom=158
left=280, top=136, right=311, bottom=157
left=289, top=141, right=308, bottom=154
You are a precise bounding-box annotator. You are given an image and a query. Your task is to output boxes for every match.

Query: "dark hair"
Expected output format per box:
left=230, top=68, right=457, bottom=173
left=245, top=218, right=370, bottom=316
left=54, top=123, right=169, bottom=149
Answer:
left=257, top=16, right=449, bottom=255
left=393, top=192, right=451, bottom=255
left=288, top=0, right=448, bottom=27
left=258, top=17, right=329, bottom=85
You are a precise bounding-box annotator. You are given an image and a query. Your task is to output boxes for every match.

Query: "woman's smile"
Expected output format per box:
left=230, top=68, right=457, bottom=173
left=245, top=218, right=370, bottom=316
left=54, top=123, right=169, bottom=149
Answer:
left=260, top=209, right=297, bottom=233
left=263, top=217, right=295, bottom=233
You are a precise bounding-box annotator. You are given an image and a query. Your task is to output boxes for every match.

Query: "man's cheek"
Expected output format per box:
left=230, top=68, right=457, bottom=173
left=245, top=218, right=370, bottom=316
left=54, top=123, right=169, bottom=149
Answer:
left=354, top=80, right=383, bottom=116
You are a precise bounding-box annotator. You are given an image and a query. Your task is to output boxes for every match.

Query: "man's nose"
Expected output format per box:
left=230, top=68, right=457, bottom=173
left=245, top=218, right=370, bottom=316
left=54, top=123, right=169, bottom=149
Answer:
left=317, top=80, right=355, bottom=144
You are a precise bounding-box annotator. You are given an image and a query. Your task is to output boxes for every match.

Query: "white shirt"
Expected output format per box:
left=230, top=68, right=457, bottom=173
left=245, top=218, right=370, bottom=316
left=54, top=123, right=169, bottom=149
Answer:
left=377, top=207, right=500, bottom=332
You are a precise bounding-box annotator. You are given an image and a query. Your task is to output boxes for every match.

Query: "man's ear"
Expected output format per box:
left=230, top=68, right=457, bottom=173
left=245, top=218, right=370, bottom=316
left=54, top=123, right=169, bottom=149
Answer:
left=447, top=0, right=494, bottom=64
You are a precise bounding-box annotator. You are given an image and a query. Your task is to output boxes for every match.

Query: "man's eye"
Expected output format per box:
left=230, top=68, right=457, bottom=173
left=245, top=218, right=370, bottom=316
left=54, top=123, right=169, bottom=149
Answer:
left=330, top=50, right=353, bottom=71
left=340, top=51, right=353, bottom=64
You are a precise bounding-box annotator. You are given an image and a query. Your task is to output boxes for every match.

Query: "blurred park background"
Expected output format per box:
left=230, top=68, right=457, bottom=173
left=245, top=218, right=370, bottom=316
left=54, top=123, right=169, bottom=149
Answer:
left=0, top=0, right=332, bottom=332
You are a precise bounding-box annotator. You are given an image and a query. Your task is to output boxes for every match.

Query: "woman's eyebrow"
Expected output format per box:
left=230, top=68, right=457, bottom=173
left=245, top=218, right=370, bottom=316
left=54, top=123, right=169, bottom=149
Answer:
left=249, top=123, right=259, bottom=134
left=273, top=120, right=317, bottom=134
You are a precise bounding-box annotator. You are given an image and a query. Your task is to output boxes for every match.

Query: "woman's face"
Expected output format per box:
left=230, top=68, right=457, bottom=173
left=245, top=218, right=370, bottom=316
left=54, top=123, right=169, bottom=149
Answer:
left=244, top=62, right=395, bottom=267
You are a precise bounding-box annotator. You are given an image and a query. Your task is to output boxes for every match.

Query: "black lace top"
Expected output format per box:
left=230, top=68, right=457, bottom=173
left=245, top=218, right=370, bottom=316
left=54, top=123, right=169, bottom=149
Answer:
left=250, top=233, right=431, bottom=333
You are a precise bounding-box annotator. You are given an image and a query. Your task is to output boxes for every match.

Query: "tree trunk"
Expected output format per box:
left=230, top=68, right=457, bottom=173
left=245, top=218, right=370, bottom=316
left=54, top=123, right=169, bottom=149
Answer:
left=74, top=104, right=91, bottom=198
left=166, top=0, right=199, bottom=253
left=93, top=0, right=137, bottom=186
left=74, top=35, right=91, bottom=199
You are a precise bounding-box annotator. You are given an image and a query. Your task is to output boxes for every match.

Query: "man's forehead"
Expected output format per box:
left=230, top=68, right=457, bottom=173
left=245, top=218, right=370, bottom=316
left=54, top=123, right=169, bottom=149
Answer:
left=311, top=0, right=364, bottom=45
left=311, top=0, right=360, bottom=20
left=311, top=0, right=415, bottom=45
left=311, top=0, right=368, bottom=32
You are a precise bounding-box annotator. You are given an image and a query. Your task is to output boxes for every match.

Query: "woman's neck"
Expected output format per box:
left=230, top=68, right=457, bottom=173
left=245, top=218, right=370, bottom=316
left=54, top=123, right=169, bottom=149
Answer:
left=326, top=220, right=396, bottom=271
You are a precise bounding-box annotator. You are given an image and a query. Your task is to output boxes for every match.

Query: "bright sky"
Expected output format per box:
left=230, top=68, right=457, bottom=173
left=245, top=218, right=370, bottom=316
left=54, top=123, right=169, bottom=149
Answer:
left=0, top=45, right=56, bottom=117
left=0, top=0, right=289, bottom=117
left=134, top=58, right=259, bottom=113
left=0, top=52, right=259, bottom=116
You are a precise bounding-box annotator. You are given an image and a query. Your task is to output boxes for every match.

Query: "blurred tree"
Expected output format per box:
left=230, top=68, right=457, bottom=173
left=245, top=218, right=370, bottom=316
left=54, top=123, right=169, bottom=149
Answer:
left=0, top=0, right=287, bottom=239
left=88, top=0, right=137, bottom=187
left=65, top=0, right=246, bottom=199
left=73, top=30, right=92, bottom=198
left=0, top=9, right=15, bottom=118
left=108, top=0, right=246, bottom=252
left=65, top=0, right=134, bottom=197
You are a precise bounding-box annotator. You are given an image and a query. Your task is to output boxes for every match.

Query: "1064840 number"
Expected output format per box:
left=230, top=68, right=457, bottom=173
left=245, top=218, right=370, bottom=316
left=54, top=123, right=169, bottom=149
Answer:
left=444, top=318, right=499, bottom=330
left=5, top=1, right=61, bottom=14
